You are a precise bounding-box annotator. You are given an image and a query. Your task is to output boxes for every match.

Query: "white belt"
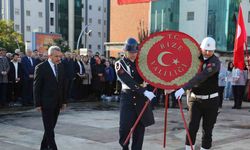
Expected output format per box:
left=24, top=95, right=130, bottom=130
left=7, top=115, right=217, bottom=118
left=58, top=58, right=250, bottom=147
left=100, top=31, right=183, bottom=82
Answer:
left=191, top=92, right=218, bottom=100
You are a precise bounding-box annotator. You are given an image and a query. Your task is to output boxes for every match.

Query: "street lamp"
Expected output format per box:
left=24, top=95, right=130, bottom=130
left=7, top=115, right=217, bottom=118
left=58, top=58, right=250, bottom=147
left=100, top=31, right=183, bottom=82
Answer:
left=76, top=24, right=92, bottom=50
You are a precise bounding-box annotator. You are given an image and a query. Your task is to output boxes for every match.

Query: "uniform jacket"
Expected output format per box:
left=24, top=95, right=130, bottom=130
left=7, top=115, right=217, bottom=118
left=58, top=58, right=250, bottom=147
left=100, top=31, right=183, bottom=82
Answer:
left=183, top=54, right=221, bottom=95
left=116, top=57, right=155, bottom=127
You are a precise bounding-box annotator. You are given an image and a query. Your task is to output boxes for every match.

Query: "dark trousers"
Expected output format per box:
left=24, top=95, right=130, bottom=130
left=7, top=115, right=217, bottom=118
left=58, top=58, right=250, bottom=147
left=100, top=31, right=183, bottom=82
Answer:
left=105, top=81, right=114, bottom=96
left=22, top=79, right=33, bottom=105
left=41, top=108, right=60, bottom=150
left=186, top=97, right=219, bottom=149
left=218, top=86, right=225, bottom=108
left=72, top=78, right=84, bottom=100
left=119, top=99, right=145, bottom=150
left=82, top=84, right=90, bottom=98
left=9, top=81, right=23, bottom=102
left=0, top=83, right=8, bottom=106
left=232, top=85, right=245, bottom=109
left=64, top=79, right=73, bottom=100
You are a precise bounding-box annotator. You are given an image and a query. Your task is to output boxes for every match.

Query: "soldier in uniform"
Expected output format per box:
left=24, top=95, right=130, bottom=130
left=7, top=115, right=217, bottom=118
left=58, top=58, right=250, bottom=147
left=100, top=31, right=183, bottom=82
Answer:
left=115, top=38, right=155, bottom=150
left=175, top=37, right=221, bottom=150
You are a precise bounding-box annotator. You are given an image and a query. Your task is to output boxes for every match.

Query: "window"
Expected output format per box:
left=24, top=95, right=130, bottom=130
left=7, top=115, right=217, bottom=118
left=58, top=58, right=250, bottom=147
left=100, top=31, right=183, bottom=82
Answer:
left=88, top=44, right=92, bottom=49
left=98, top=45, right=101, bottom=49
left=50, top=3, right=54, bottom=11
left=50, top=17, right=54, bottom=26
left=98, top=19, right=101, bottom=24
left=104, top=32, right=106, bottom=38
left=15, top=24, right=20, bottom=31
left=76, top=1, right=81, bottom=7
left=98, top=6, right=101, bottom=11
left=82, top=4, right=84, bottom=9
left=15, top=8, right=20, bottom=15
left=38, top=0, right=42, bottom=2
left=82, top=17, right=84, bottom=23
left=98, top=32, right=101, bottom=38
left=104, top=20, right=106, bottom=25
left=38, top=26, right=43, bottom=32
left=38, top=12, right=43, bottom=18
left=104, top=8, right=106, bottom=13
left=187, top=12, right=194, bottom=21
left=248, top=11, right=250, bottom=23
left=26, top=10, right=31, bottom=16
left=89, top=18, right=92, bottom=23
left=170, top=13, right=174, bottom=22
left=89, top=5, right=92, bottom=10
left=26, top=26, right=31, bottom=32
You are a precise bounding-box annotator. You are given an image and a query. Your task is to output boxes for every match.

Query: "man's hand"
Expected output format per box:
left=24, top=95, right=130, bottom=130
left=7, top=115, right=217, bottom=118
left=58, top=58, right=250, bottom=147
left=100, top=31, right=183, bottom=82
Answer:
left=1, top=71, right=7, bottom=75
left=36, top=107, right=42, bottom=112
left=29, top=74, right=34, bottom=78
left=143, top=90, right=156, bottom=101
left=60, top=104, right=67, bottom=112
left=175, top=88, right=185, bottom=99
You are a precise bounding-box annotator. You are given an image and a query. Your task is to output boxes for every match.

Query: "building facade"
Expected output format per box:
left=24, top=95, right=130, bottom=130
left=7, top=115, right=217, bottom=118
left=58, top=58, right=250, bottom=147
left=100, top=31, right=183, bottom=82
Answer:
left=58, top=0, right=109, bottom=54
left=107, top=0, right=150, bottom=57
left=1, top=0, right=57, bottom=48
left=151, top=0, right=250, bottom=51
left=242, top=0, right=250, bottom=48
left=82, top=0, right=109, bottom=54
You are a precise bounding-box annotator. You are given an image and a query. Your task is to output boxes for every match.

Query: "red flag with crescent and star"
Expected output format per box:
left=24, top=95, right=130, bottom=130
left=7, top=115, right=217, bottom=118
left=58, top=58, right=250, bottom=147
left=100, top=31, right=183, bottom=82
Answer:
left=117, top=0, right=152, bottom=5
left=233, top=5, right=247, bottom=70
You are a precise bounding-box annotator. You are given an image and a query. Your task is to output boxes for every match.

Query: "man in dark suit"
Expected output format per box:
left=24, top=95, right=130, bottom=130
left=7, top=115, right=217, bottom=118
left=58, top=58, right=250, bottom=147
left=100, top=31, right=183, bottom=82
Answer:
left=33, top=46, right=66, bottom=150
left=61, top=52, right=74, bottom=101
left=8, top=53, right=24, bottom=104
left=0, top=47, right=10, bottom=107
left=21, top=48, right=36, bottom=106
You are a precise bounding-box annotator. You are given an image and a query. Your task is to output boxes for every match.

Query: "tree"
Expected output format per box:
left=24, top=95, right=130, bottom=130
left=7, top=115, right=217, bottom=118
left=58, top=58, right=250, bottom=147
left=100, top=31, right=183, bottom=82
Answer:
left=137, top=20, right=149, bottom=43
left=45, top=38, right=70, bottom=53
left=0, top=20, right=24, bottom=53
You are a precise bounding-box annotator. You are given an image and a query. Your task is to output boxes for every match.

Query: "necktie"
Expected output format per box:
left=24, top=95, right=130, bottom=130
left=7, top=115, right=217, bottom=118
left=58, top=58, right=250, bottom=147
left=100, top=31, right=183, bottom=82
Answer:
left=29, top=57, right=33, bottom=66
left=54, top=64, right=58, bottom=81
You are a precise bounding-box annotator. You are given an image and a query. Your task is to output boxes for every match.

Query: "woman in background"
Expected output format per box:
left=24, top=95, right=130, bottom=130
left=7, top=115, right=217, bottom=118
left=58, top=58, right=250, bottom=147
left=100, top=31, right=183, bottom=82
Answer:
left=224, top=62, right=234, bottom=101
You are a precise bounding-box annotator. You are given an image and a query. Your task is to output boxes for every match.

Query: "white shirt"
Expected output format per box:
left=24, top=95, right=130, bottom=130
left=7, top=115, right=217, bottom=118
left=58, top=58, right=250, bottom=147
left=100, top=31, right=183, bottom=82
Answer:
left=77, top=61, right=83, bottom=75
left=12, top=61, right=18, bottom=79
left=48, top=59, right=57, bottom=77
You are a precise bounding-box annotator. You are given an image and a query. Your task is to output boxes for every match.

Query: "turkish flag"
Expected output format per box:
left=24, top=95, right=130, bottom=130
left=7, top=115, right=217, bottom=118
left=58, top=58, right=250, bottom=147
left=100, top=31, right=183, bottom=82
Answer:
left=118, top=0, right=151, bottom=5
left=233, top=5, right=247, bottom=70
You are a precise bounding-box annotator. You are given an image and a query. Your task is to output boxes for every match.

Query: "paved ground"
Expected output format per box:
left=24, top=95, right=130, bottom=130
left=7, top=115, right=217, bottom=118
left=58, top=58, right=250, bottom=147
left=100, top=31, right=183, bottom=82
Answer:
left=0, top=100, right=250, bottom=150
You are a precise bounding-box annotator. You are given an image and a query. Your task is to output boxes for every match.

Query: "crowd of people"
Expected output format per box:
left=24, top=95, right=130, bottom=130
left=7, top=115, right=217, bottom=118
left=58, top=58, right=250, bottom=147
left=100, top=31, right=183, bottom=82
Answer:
left=218, top=61, right=249, bottom=109
left=0, top=47, right=118, bottom=108
left=0, top=46, right=250, bottom=110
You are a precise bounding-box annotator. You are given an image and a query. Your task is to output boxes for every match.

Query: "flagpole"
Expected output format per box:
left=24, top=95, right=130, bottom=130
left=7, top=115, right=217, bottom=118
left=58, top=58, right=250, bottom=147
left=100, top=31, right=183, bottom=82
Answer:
left=245, top=42, right=249, bottom=68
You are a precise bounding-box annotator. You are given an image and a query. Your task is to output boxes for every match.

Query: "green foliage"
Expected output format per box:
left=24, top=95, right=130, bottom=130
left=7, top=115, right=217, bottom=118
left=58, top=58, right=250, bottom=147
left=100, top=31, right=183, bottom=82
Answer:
left=0, top=20, right=24, bottom=53
left=46, top=38, right=70, bottom=53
